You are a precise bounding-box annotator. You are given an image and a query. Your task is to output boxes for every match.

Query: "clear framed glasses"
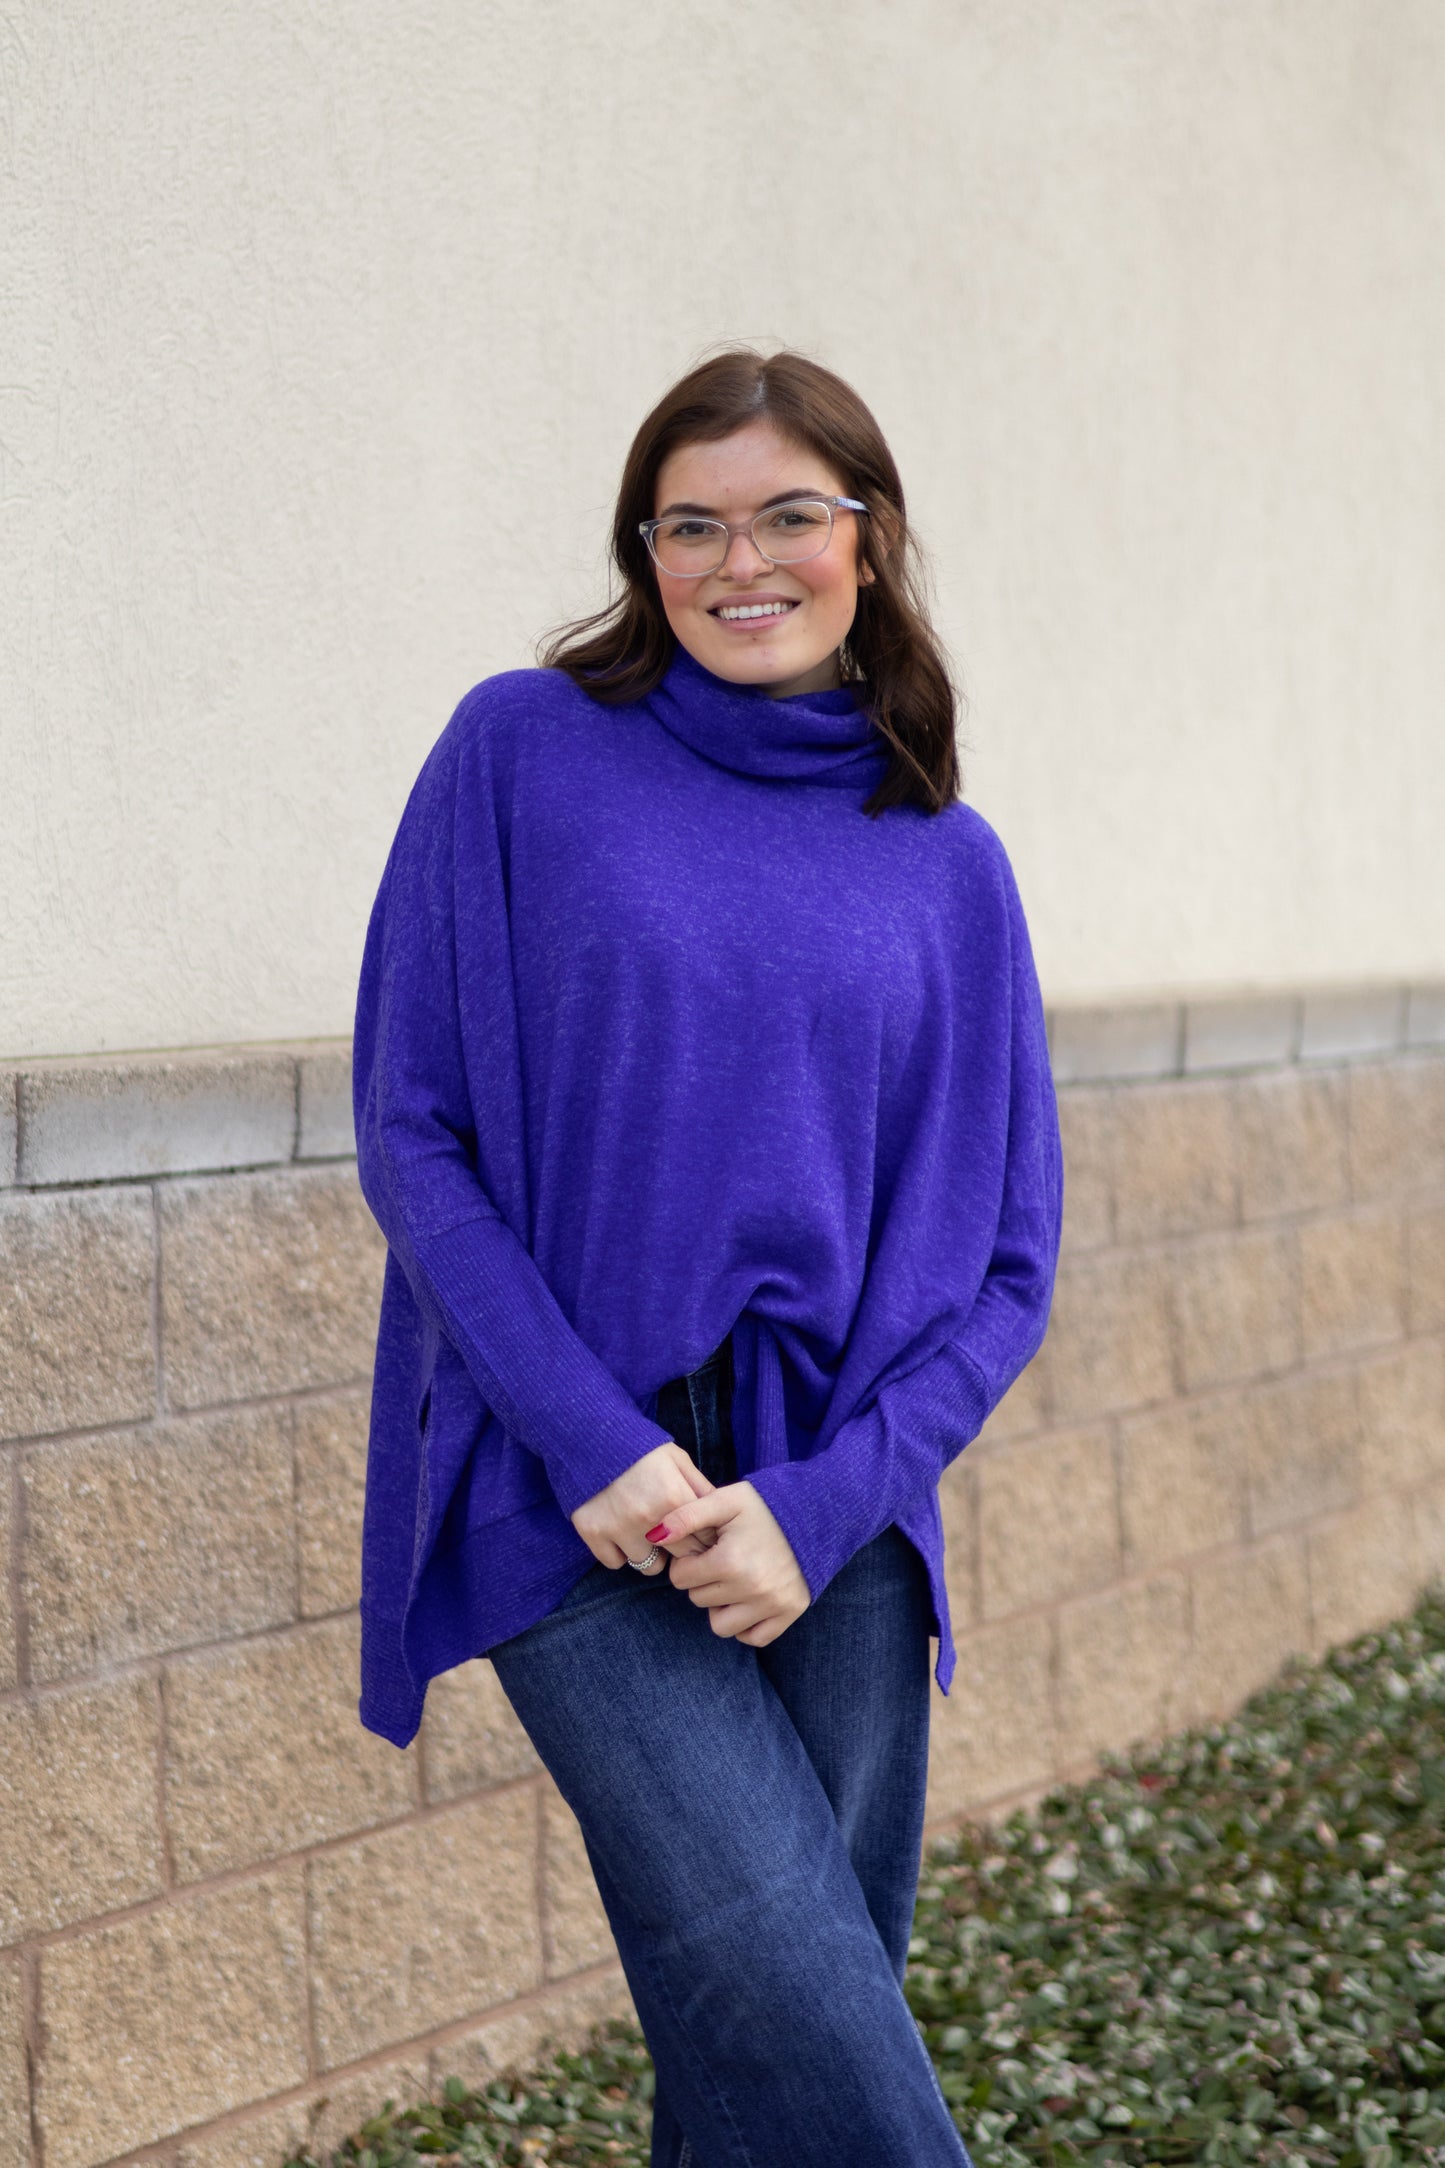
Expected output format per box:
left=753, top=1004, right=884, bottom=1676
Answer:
left=638, top=495, right=868, bottom=578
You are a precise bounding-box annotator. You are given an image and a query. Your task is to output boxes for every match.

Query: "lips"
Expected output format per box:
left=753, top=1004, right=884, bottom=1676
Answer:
left=710, top=598, right=800, bottom=623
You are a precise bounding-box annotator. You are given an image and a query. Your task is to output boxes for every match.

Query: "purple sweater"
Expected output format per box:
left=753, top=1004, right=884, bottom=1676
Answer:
left=352, top=646, right=1063, bottom=1748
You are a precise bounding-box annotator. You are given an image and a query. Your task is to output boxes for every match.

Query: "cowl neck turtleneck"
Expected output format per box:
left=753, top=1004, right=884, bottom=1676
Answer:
left=644, top=642, right=889, bottom=791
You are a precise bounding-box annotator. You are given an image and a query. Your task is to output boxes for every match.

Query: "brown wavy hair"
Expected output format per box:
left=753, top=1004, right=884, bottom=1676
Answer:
left=538, top=348, right=962, bottom=817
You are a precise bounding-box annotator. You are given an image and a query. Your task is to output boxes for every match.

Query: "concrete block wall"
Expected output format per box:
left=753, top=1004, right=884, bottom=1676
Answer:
left=0, top=1047, right=629, bottom=2168
left=1, top=993, right=1443, bottom=2166
left=927, top=982, right=1445, bottom=1821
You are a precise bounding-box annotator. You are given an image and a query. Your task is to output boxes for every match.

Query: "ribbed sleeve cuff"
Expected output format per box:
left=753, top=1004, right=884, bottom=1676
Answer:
left=746, top=1343, right=993, bottom=1603
left=745, top=1459, right=883, bottom=1605
left=541, top=1405, right=677, bottom=1520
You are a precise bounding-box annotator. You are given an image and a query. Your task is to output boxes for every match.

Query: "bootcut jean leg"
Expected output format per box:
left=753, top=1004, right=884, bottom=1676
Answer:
left=623, top=1523, right=949, bottom=2168
left=661, top=1340, right=942, bottom=2036
left=487, top=1340, right=972, bottom=2168
left=490, top=1554, right=970, bottom=2168
left=755, top=1520, right=935, bottom=1986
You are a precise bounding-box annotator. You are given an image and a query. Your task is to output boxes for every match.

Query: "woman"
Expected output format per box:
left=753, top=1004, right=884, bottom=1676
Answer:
left=352, top=348, right=1063, bottom=2168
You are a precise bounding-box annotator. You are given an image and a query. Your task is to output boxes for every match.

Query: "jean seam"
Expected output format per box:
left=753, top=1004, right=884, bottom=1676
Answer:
left=631, top=1916, right=761, bottom=2168
left=670, top=1358, right=724, bottom=2168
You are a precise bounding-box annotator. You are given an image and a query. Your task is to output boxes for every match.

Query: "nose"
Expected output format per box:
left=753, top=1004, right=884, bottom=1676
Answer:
left=719, top=526, right=772, bottom=580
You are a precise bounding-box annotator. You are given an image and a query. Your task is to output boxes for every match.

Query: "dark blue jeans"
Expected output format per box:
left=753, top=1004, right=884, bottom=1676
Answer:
left=489, top=1337, right=973, bottom=2168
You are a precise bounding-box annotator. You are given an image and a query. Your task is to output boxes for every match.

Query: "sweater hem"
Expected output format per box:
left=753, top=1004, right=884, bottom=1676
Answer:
left=358, top=1607, right=427, bottom=1748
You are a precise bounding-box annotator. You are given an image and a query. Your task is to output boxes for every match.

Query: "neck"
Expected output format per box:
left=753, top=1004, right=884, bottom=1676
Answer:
left=759, top=651, right=843, bottom=700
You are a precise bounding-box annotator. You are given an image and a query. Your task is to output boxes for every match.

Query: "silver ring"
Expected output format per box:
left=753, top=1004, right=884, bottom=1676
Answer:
left=625, top=1543, right=662, bottom=1572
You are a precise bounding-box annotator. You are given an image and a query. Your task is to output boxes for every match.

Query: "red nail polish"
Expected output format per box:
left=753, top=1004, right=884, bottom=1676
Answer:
left=646, top=1524, right=670, bottom=1542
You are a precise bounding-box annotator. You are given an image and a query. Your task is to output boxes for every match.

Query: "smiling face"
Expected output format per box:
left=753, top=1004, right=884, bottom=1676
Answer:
left=649, top=419, right=872, bottom=698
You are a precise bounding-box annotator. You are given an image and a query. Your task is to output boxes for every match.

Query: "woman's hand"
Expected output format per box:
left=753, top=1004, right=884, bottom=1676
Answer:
left=649, top=1483, right=811, bottom=1646
left=570, top=1441, right=716, bottom=1573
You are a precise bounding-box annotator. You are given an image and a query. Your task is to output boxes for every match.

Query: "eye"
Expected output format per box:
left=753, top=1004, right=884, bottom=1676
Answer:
left=658, top=518, right=721, bottom=544
left=761, top=504, right=827, bottom=533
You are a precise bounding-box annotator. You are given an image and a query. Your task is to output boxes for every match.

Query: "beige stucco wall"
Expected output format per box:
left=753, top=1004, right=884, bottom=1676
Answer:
left=4, top=0, right=1443, bottom=1060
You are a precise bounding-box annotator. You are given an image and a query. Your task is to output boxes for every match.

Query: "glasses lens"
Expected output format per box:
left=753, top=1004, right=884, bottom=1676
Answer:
left=649, top=516, right=728, bottom=575
left=752, top=500, right=833, bottom=563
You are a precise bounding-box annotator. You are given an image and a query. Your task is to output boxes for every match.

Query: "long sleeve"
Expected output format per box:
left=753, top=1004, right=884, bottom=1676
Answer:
left=352, top=693, right=671, bottom=1523
left=744, top=843, right=1063, bottom=1603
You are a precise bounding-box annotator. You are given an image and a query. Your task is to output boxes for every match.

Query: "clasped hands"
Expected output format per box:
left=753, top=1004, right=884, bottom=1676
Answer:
left=569, top=1441, right=810, bottom=1648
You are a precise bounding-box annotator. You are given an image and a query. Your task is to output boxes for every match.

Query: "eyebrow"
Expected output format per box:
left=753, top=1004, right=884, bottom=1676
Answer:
left=655, top=488, right=832, bottom=517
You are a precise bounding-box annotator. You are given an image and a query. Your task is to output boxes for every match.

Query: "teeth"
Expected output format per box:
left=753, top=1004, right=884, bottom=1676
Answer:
left=715, top=601, right=794, bottom=621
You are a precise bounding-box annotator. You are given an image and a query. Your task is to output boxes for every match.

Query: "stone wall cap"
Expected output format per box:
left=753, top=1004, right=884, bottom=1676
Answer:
left=1182, top=994, right=1301, bottom=1074
left=1046, top=1003, right=1183, bottom=1085
left=1406, top=984, right=1445, bottom=1050
left=5, top=988, right=1441, bottom=1190
left=12, top=1036, right=350, bottom=1074
left=1298, top=986, right=1408, bottom=1064
left=1048, top=981, right=1439, bottom=1084
left=12, top=1041, right=350, bottom=1189
left=0, top=1070, right=17, bottom=1189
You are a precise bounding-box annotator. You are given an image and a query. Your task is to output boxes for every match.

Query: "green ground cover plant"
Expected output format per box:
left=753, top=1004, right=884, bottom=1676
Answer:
left=288, top=1584, right=1445, bottom=2168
